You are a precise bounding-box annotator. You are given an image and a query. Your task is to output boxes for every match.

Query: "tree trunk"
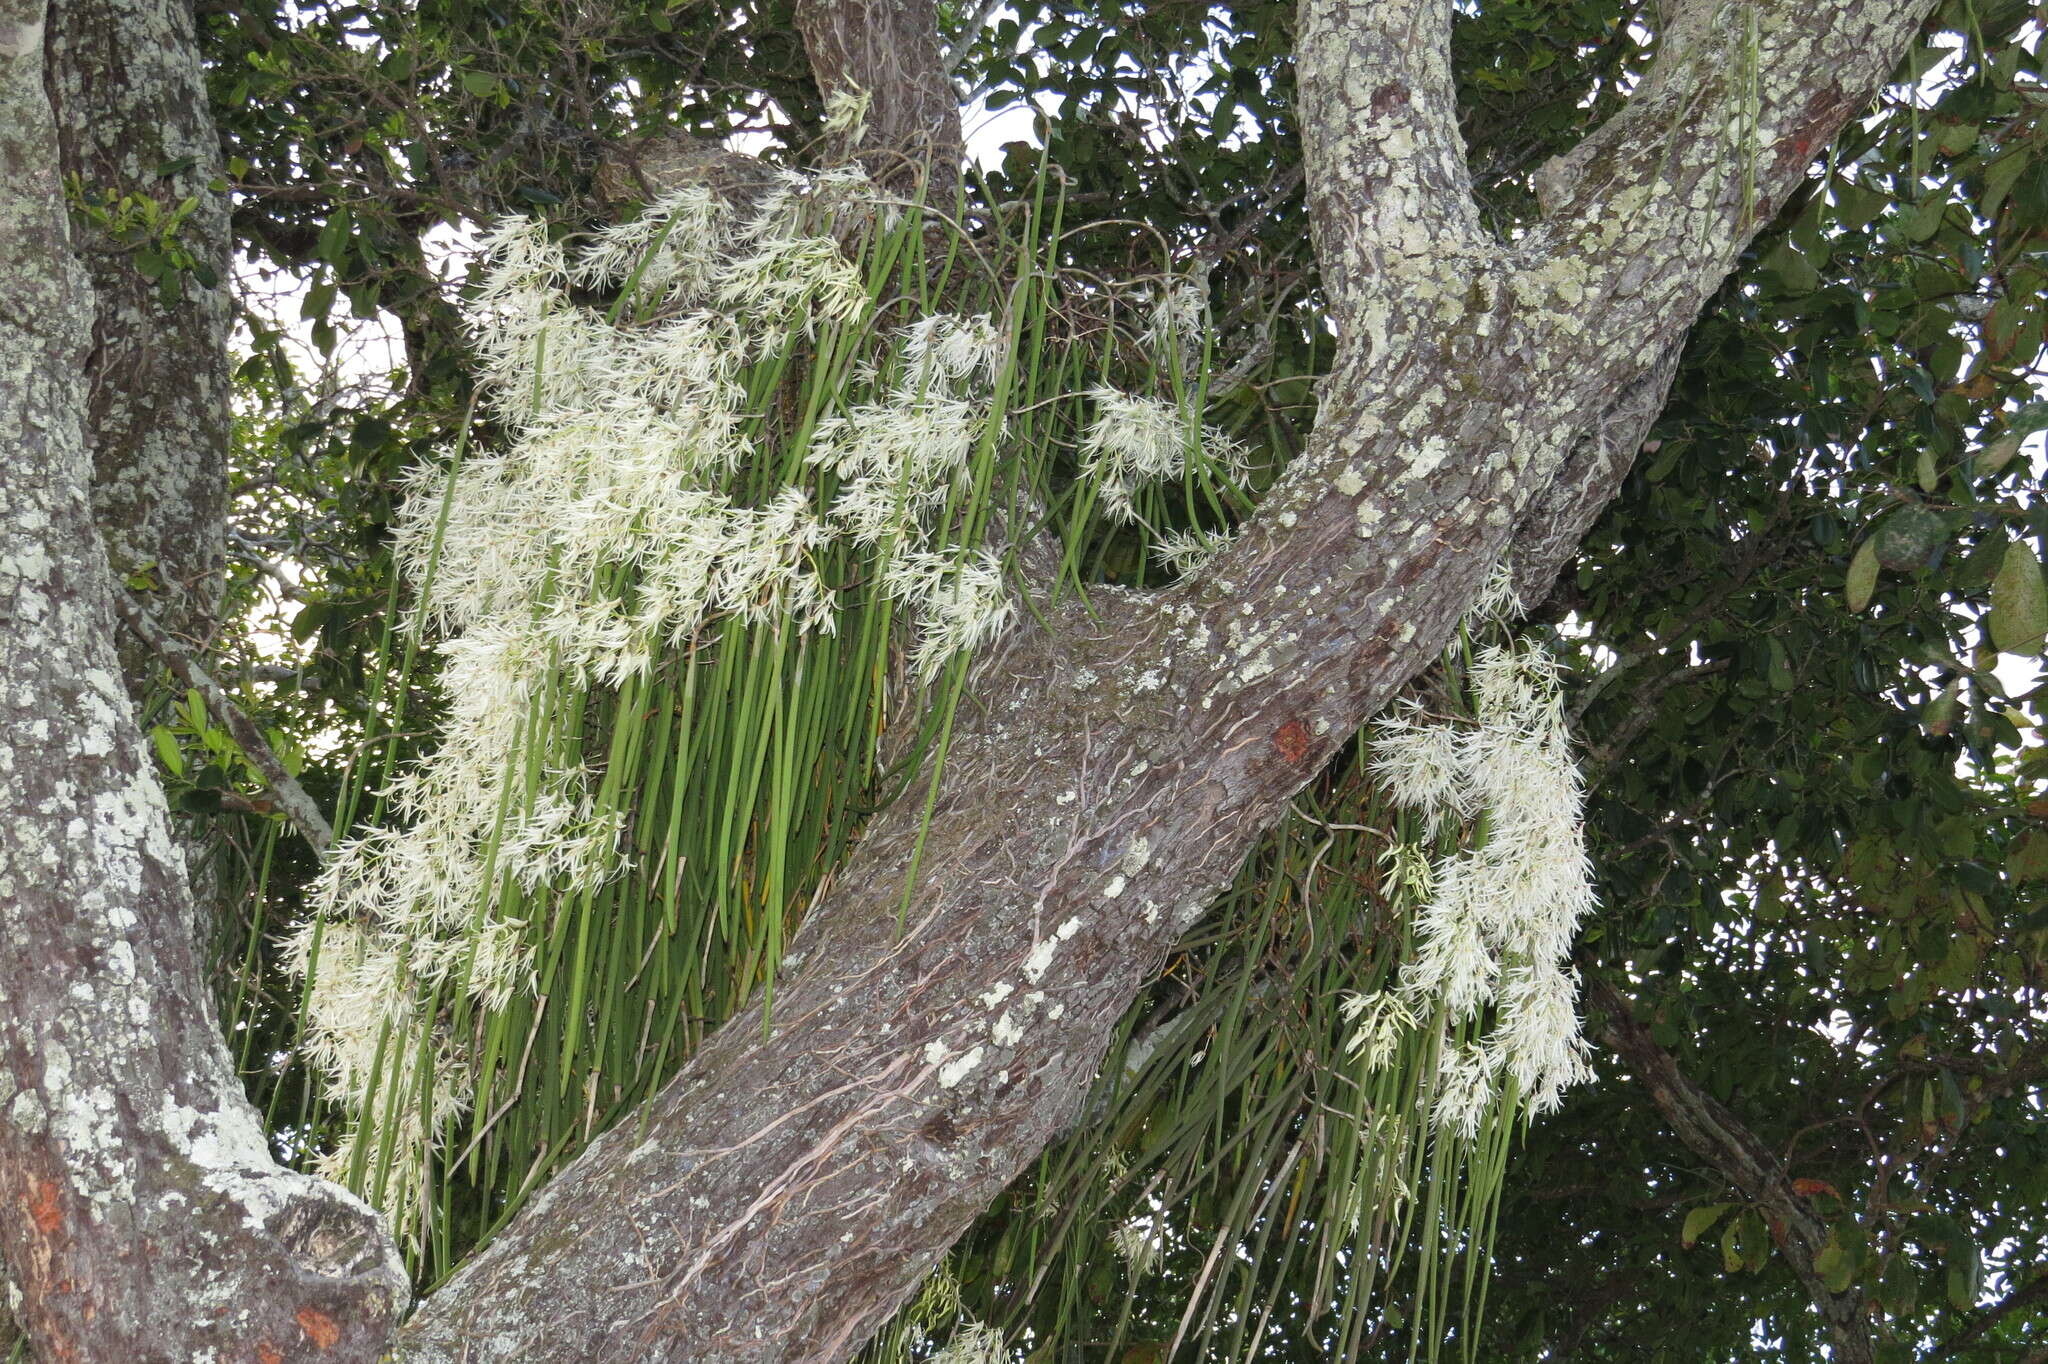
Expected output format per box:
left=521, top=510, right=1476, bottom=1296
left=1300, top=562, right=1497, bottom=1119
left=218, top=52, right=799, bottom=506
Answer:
left=795, top=0, right=963, bottom=193
left=47, top=0, right=231, bottom=683
left=0, top=7, right=407, bottom=1361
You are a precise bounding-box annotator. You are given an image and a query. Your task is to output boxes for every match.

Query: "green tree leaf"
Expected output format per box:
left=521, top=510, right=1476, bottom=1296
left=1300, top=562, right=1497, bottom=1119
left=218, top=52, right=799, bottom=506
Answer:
left=1816, top=1237, right=1853, bottom=1293
left=1873, top=505, right=1947, bottom=571
left=1720, top=1216, right=1744, bottom=1274
left=1682, top=1203, right=1731, bottom=1249
left=1847, top=537, right=1880, bottom=612
left=1990, top=539, right=2048, bottom=654
left=2008, top=828, right=2048, bottom=881
left=149, top=725, right=184, bottom=777
left=1944, top=1233, right=1981, bottom=1309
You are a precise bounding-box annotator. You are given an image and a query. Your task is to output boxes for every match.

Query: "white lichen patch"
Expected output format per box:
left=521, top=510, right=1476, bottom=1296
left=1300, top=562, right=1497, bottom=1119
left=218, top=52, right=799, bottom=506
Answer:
left=1408, top=436, right=1450, bottom=480
left=937, top=1046, right=985, bottom=1089
left=1021, top=917, right=1083, bottom=984
left=10, top=1089, right=46, bottom=1135
left=1021, top=937, right=1059, bottom=984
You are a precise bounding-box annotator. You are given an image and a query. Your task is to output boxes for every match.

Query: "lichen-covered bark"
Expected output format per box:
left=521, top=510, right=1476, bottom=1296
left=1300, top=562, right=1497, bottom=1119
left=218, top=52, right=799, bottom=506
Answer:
left=0, top=6, right=407, bottom=1360
left=396, top=6, right=1934, bottom=1360
left=47, top=0, right=231, bottom=673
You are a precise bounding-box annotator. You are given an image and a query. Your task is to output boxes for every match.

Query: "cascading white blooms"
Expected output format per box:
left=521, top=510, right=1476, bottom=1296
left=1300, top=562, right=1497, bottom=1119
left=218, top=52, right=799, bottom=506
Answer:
left=1076, top=276, right=1246, bottom=528
left=929, top=1322, right=1008, bottom=1364
left=285, top=171, right=1022, bottom=1235
left=1077, top=389, right=1247, bottom=525
left=1345, top=596, right=1598, bottom=1140
left=1108, top=1217, right=1166, bottom=1277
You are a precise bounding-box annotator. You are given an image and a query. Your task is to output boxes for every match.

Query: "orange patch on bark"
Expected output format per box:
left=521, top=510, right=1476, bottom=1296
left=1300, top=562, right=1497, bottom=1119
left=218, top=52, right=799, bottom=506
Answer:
left=296, top=1307, right=341, bottom=1349
left=257, top=1344, right=284, bottom=1364
left=1272, top=719, right=1310, bottom=764
left=27, top=1179, right=61, bottom=1234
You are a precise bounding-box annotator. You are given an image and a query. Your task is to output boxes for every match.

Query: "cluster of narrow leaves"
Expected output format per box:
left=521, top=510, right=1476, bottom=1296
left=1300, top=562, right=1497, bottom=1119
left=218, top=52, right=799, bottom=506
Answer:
left=278, top=169, right=1251, bottom=1265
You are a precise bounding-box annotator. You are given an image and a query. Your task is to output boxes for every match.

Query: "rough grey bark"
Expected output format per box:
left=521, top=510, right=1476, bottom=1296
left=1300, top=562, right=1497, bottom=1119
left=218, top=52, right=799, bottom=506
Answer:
left=393, top=2, right=1937, bottom=1360
left=49, top=0, right=236, bottom=985
left=46, top=0, right=231, bottom=674
left=0, top=2, right=239, bottom=1349
left=794, top=0, right=964, bottom=193
left=0, top=6, right=408, bottom=1361
left=1590, top=977, right=1877, bottom=1363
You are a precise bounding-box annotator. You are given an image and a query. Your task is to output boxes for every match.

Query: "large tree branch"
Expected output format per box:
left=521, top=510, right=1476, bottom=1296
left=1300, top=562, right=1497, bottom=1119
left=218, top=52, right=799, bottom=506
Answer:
left=1294, top=0, right=1497, bottom=338
left=393, top=6, right=1935, bottom=1362
left=1589, top=976, right=1875, bottom=1362
left=1502, top=0, right=1931, bottom=598
left=0, top=4, right=408, bottom=1360
left=1505, top=338, right=1686, bottom=607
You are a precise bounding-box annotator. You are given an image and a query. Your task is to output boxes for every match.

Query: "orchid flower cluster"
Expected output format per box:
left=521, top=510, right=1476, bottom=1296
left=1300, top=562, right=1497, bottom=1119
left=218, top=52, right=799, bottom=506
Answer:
left=1081, top=391, right=1236, bottom=528
left=1345, top=590, right=1597, bottom=1141
left=929, top=1322, right=1008, bottom=1364
left=893, top=1262, right=1007, bottom=1364
left=1077, top=278, right=1247, bottom=530
left=286, top=171, right=1022, bottom=1236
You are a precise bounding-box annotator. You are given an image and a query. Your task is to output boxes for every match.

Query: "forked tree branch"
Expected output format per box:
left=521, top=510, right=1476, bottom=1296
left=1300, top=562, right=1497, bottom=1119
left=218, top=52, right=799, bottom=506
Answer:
left=0, top=0, right=1941, bottom=1360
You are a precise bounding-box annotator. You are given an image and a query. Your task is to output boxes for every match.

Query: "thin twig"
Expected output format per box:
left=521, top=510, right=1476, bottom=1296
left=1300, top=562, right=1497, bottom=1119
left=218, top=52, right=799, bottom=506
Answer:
left=941, top=0, right=1006, bottom=74
left=112, top=589, right=335, bottom=854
